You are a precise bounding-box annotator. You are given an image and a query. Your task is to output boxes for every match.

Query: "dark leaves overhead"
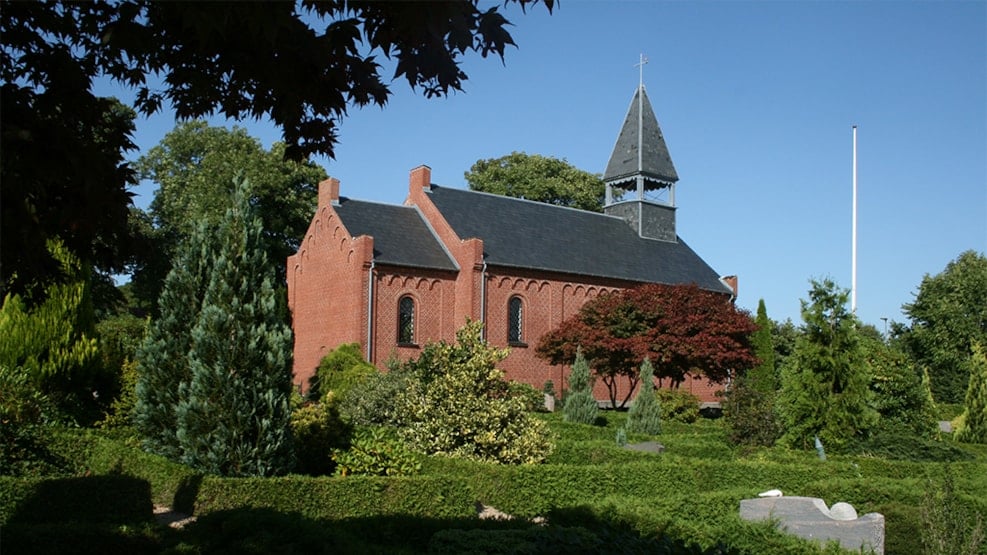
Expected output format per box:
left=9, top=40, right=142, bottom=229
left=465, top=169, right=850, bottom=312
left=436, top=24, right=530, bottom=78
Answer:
left=1, top=0, right=552, bottom=296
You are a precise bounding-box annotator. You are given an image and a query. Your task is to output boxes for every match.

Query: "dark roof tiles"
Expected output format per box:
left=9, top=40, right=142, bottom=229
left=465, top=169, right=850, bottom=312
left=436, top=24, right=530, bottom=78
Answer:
left=604, top=86, right=679, bottom=187
left=334, top=198, right=457, bottom=271
left=426, top=186, right=730, bottom=293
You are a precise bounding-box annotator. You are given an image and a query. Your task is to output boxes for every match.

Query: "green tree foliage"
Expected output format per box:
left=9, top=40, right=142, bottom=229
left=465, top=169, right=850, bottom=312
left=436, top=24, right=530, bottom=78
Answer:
left=132, top=122, right=327, bottom=311
left=777, top=279, right=878, bottom=450
left=2, top=1, right=552, bottom=292
left=901, top=250, right=987, bottom=404
left=538, top=283, right=757, bottom=408
left=771, top=318, right=799, bottom=373
left=748, top=299, right=777, bottom=394
left=314, top=343, right=377, bottom=400
left=397, top=320, right=554, bottom=464
left=340, top=366, right=413, bottom=428
left=465, top=151, right=607, bottom=212
left=723, top=379, right=783, bottom=447
left=175, top=177, right=295, bottom=477
left=332, top=427, right=422, bottom=477
left=135, top=219, right=214, bottom=460
left=291, top=393, right=352, bottom=476
left=955, top=343, right=987, bottom=444
left=0, top=365, right=57, bottom=476
left=563, top=349, right=599, bottom=425
left=863, top=336, right=939, bottom=439
left=0, top=240, right=106, bottom=423
left=626, top=359, right=662, bottom=435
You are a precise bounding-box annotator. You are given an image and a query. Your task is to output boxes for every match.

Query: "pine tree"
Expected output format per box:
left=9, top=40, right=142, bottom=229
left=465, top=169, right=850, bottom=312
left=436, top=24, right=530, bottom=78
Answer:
left=134, top=221, right=213, bottom=460
left=748, top=299, right=777, bottom=394
left=777, top=279, right=878, bottom=450
left=955, top=343, right=987, bottom=444
left=563, top=349, right=598, bottom=424
left=626, top=358, right=662, bottom=435
left=175, top=177, right=295, bottom=476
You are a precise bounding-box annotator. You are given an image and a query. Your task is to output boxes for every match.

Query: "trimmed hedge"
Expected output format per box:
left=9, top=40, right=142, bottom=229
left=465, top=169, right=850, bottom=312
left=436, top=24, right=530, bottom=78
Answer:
left=0, top=475, right=152, bottom=525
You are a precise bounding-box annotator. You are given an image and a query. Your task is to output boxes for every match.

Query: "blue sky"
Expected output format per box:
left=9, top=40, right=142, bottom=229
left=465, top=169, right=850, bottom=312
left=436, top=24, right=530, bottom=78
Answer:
left=108, top=1, right=986, bottom=330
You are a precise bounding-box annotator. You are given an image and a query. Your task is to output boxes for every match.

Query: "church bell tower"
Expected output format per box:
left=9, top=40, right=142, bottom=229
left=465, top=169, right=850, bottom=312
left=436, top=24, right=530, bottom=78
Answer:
left=603, top=56, right=679, bottom=243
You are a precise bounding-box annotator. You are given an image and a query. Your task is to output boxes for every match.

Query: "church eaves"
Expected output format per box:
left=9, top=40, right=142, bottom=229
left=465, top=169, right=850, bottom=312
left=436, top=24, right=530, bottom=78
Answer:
left=603, top=86, right=678, bottom=188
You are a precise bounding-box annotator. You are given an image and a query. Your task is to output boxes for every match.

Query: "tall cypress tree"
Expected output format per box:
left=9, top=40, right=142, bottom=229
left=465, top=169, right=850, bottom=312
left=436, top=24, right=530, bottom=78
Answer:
left=955, top=343, right=987, bottom=444
left=749, top=299, right=777, bottom=394
left=175, top=177, right=294, bottom=476
left=778, top=279, right=877, bottom=450
left=134, top=220, right=213, bottom=460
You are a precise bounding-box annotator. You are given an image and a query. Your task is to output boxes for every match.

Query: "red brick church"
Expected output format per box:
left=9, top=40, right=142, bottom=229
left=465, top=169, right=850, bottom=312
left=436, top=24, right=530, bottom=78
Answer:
left=287, top=84, right=737, bottom=403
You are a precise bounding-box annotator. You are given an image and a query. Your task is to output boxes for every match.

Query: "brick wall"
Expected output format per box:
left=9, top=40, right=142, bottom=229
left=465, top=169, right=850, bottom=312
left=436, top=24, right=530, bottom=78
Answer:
left=289, top=167, right=728, bottom=403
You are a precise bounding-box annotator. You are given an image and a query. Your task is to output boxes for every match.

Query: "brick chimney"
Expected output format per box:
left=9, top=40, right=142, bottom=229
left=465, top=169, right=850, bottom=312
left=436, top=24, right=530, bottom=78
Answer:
left=318, top=177, right=340, bottom=208
left=409, top=165, right=431, bottom=193
left=720, top=275, right=738, bottom=299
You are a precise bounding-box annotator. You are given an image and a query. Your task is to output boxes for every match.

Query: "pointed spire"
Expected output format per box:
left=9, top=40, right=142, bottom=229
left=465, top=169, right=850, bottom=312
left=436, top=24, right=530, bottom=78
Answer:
left=603, top=86, right=678, bottom=190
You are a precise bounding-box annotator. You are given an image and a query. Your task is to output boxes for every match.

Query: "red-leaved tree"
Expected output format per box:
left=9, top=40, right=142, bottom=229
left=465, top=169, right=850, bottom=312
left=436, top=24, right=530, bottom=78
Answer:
left=536, top=283, right=757, bottom=408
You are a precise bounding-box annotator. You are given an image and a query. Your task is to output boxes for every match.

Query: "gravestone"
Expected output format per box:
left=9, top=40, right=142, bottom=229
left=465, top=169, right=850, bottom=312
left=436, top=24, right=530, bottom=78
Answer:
left=740, top=496, right=884, bottom=554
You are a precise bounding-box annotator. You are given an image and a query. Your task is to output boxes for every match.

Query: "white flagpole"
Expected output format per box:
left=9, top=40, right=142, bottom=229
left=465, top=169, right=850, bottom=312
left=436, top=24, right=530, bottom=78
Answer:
left=851, top=125, right=858, bottom=314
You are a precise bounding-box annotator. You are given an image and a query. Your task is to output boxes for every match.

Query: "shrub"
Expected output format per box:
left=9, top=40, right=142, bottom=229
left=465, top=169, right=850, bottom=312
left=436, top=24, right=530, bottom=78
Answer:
left=508, top=380, right=546, bottom=412
left=340, top=365, right=413, bottom=427
left=922, top=465, right=985, bottom=555
left=0, top=365, right=58, bottom=476
left=396, top=320, right=554, bottom=464
left=840, top=430, right=973, bottom=462
left=291, top=393, right=352, bottom=475
left=656, top=387, right=700, bottom=424
left=98, top=358, right=139, bottom=431
left=313, top=342, right=376, bottom=400
left=626, top=359, right=662, bottom=435
left=722, top=377, right=782, bottom=447
left=332, top=427, right=421, bottom=476
left=563, top=349, right=598, bottom=425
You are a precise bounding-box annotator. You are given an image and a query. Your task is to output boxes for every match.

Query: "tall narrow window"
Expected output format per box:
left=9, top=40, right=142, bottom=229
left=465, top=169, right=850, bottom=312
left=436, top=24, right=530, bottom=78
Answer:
left=508, top=296, right=524, bottom=344
left=398, top=296, right=415, bottom=344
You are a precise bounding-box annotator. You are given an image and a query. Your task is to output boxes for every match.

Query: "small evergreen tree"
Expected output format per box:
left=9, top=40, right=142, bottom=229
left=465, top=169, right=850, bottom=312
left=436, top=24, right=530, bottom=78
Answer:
left=626, top=358, right=662, bottom=435
left=749, top=299, right=777, bottom=394
left=563, top=349, right=598, bottom=425
left=313, top=343, right=376, bottom=400
left=955, top=343, right=987, bottom=444
left=135, top=220, right=213, bottom=460
left=777, top=279, right=878, bottom=450
left=175, top=177, right=295, bottom=476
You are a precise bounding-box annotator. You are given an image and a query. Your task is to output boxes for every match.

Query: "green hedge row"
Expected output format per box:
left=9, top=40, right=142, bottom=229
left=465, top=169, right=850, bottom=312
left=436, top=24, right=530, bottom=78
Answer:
left=0, top=475, right=152, bottom=525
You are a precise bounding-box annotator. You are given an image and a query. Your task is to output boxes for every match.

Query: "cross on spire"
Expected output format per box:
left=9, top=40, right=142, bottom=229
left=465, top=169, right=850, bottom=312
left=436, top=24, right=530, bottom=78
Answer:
left=635, top=53, right=649, bottom=88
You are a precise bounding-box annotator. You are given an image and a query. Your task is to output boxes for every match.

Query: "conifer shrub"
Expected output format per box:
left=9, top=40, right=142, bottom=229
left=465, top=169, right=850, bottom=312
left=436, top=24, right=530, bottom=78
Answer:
left=656, top=387, right=700, bottom=424
left=955, top=343, right=987, bottom=445
left=563, top=349, right=598, bottom=425
left=395, top=320, right=554, bottom=464
left=626, top=359, right=662, bottom=435
left=313, top=343, right=376, bottom=400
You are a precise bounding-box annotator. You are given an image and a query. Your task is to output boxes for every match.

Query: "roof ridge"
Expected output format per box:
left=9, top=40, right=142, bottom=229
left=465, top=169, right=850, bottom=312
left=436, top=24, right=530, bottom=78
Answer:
left=428, top=184, right=625, bottom=219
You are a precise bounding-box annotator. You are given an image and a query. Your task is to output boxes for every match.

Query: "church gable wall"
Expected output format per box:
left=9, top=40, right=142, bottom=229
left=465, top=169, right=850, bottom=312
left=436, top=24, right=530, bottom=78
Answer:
left=288, top=179, right=373, bottom=393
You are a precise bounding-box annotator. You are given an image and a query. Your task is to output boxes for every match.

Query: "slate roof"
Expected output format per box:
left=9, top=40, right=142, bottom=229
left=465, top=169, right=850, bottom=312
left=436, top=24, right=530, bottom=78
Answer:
left=603, top=86, right=679, bottom=187
left=426, top=186, right=731, bottom=294
left=333, top=198, right=458, bottom=271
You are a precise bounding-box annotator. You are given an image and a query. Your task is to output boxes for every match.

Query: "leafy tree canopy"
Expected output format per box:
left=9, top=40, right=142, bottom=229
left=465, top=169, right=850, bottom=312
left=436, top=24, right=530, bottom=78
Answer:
left=465, top=151, right=607, bottom=212
left=537, top=283, right=757, bottom=408
left=130, top=121, right=327, bottom=312
left=1, top=0, right=553, bottom=295
left=900, top=250, right=987, bottom=404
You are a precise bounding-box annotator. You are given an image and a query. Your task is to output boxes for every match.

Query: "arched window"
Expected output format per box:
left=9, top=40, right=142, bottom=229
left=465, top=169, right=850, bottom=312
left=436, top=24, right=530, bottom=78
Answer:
left=398, top=295, right=415, bottom=344
left=508, top=296, right=524, bottom=345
